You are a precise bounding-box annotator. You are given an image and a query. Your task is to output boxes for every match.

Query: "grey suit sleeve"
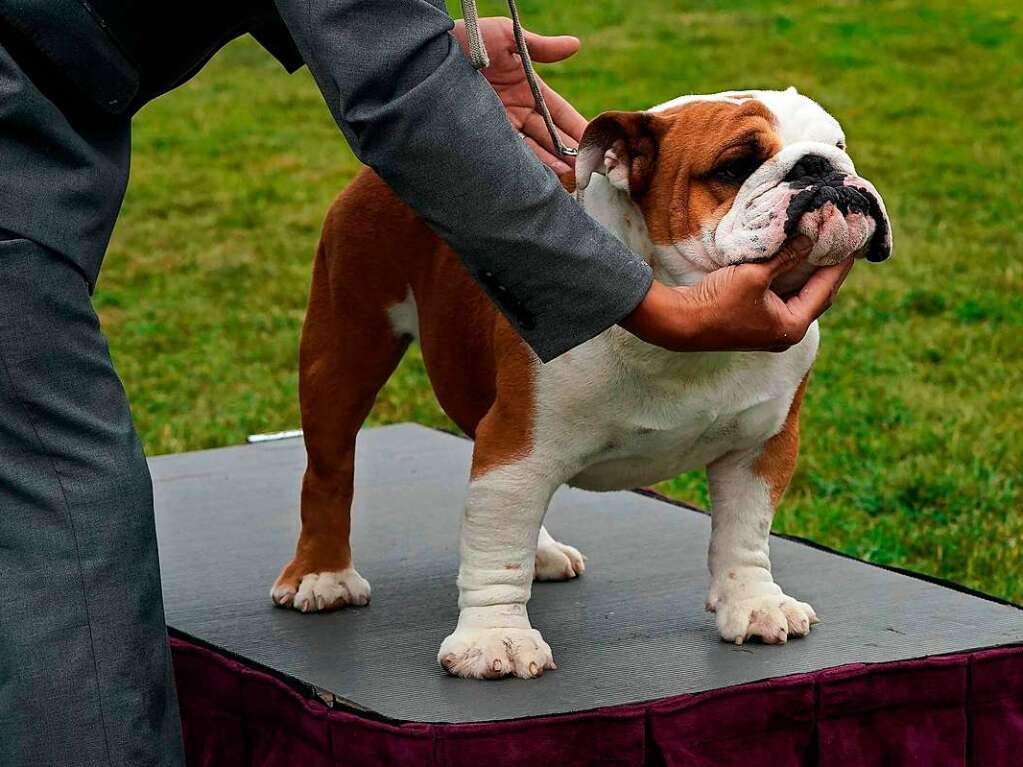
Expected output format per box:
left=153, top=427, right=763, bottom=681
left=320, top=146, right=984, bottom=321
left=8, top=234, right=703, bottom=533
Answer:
left=273, top=0, right=652, bottom=362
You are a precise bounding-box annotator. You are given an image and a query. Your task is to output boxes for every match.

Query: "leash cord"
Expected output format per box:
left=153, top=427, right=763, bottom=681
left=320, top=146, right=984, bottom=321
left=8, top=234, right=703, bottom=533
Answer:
left=460, top=0, right=579, bottom=158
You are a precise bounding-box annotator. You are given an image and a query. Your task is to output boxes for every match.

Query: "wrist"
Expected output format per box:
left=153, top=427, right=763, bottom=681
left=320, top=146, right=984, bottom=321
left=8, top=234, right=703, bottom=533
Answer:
left=621, top=281, right=705, bottom=351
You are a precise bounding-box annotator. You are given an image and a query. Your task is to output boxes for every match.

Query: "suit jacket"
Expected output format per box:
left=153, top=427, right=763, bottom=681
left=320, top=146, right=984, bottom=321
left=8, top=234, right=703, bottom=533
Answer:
left=0, top=0, right=652, bottom=361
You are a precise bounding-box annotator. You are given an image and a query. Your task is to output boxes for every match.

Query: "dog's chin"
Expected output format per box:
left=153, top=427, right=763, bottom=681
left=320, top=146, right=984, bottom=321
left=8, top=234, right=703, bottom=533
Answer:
left=765, top=206, right=877, bottom=297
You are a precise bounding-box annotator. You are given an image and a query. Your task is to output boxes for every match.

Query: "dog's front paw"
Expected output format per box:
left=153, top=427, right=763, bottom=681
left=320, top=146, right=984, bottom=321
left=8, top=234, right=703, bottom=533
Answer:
left=712, top=592, right=818, bottom=645
left=271, top=566, right=371, bottom=613
left=534, top=539, right=586, bottom=581
left=438, top=627, right=556, bottom=680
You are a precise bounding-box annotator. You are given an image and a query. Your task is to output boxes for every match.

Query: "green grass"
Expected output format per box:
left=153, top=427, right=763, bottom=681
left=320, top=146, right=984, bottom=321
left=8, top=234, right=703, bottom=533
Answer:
left=106, top=0, right=1022, bottom=601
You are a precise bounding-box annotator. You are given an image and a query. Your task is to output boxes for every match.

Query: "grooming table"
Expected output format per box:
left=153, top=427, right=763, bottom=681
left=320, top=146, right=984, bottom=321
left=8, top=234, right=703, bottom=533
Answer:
left=153, top=424, right=1023, bottom=766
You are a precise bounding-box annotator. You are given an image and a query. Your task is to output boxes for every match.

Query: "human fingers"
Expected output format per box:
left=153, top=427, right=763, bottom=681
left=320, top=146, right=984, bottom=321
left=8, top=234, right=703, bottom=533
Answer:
left=760, top=235, right=815, bottom=279
left=521, top=135, right=571, bottom=174
left=783, top=259, right=855, bottom=323
left=519, top=110, right=579, bottom=161
left=537, top=80, right=587, bottom=143
left=522, top=30, right=581, bottom=63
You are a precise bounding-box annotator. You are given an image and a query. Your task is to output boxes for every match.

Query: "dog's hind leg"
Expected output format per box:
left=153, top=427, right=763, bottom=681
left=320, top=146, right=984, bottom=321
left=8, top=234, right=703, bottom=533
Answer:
left=270, top=240, right=410, bottom=613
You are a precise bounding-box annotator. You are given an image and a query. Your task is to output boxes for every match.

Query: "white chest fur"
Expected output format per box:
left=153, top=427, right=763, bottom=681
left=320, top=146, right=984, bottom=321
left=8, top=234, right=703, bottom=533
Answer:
left=533, top=324, right=818, bottom=491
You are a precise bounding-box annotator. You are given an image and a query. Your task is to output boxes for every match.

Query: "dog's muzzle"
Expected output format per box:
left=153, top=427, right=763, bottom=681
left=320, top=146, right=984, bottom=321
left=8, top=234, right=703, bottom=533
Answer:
left=782, top=154, right=891, bottom=264
left=713, top=142, right=893, bottom=274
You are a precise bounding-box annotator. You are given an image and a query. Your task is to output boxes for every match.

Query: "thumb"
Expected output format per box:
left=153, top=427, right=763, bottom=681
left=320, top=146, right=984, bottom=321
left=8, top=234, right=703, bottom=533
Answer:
left=764, top=235, right=814, bottom=278
left=523, top=30, right=581, bottom=63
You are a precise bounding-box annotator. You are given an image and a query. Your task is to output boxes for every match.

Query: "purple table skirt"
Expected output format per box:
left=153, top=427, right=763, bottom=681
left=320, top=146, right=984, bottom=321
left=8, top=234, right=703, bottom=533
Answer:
left=170, top=636, right=1023, bottom=767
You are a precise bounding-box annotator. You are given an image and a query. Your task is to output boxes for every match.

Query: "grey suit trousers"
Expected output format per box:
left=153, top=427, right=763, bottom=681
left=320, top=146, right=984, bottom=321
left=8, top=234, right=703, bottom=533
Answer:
left=0, top=44, right=184, bottom=767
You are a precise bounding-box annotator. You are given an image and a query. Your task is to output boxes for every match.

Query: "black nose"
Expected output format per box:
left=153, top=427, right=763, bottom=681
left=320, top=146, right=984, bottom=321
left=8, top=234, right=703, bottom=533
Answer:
left=784, top=154, right=836, bottom=184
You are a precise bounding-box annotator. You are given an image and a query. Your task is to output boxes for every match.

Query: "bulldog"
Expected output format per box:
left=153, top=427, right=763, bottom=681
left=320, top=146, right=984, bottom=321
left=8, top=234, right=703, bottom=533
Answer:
left=270, top=88, right=892, bottom=679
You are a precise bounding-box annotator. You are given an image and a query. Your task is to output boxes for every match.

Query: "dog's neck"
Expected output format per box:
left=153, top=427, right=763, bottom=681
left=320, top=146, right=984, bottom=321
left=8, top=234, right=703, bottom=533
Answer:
left=580, top=176, right=706, bottom=289
left=579, top=176, right=736, bottom=374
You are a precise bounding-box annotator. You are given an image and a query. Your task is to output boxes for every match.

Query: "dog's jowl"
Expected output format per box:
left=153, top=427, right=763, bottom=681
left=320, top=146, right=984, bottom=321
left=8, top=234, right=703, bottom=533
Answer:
left=271, top=88, right=892, bottom=680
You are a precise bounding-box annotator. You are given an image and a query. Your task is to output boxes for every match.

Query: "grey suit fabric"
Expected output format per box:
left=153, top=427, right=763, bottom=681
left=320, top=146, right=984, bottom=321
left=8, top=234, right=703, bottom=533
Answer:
left=0, top=30, right=130, bottom=294
left=0, top=0, right=654, bottom=363
left=0, top=2, right=652, bottom=764
left=0, top=239, right=184, bottom=766
left=1, top=42, right=183, bottom=767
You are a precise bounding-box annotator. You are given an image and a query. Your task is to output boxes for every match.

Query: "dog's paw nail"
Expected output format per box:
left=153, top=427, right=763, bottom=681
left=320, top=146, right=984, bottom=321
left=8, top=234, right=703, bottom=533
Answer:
left=439, top=627, right=553, bottom=680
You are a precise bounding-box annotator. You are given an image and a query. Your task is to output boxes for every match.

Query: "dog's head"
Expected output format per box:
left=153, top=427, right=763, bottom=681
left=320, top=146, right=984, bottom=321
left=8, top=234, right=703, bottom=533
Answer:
left=576, top=88, right=891, bottom=293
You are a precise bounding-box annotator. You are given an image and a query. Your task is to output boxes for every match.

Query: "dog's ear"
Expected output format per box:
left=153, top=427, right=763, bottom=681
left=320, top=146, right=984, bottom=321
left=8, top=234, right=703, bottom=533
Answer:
left=576, top=111, right=662, bottom=196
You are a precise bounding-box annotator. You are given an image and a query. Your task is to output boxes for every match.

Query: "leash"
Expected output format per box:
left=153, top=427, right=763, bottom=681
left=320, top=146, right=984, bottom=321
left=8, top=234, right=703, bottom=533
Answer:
left=460, top=0, right=579, bottom=158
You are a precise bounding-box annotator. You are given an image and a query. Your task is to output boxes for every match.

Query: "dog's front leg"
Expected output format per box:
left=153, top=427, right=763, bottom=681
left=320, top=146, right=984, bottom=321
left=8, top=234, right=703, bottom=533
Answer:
left=705, top=449, right=818, bottom=645
left=438, top=458, right=559, bottom=679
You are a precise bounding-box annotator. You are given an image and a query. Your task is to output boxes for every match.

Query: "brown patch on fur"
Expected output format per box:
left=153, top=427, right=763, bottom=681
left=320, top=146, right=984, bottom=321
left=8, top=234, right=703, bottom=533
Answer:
left=579, top=100, right=782, bottom=246
left=469, top=321, right=536, bottom=479
left=753, top=373, right=809, bottom=506
left=274, top=169, right=537, bottom=599
left=643, top=100, right=781, bottom=245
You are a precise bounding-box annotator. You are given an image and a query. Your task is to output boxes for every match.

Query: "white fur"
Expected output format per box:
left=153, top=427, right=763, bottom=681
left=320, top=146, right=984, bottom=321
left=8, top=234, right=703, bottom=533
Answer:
left=651, top=87, right=845, bottom=149
left=440, top=90, right=885, bottom=678
left=271, top=567, right=371, bottom=612
left=438, top=462, right=559, bottom=678
left=386, top=287, right=419, bottom=339
left=705, top=453, right=818, bottom=644
left=535, top=525, right=585, bottom=581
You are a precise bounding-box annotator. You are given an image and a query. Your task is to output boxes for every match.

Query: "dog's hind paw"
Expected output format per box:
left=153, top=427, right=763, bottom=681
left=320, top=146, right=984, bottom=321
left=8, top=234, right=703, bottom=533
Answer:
left=534, top=539, right=586, bottom=581
left=271, top=567, right=371, bottom=613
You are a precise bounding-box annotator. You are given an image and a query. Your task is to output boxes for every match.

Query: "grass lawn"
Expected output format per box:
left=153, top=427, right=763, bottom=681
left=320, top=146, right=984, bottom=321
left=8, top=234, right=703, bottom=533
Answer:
left=105, top=0, right=1021, bottom=601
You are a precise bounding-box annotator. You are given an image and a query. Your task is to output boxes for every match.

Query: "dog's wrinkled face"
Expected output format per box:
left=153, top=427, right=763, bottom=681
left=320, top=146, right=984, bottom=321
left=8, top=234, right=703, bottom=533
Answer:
left=576, top=88, right=891, bottom=292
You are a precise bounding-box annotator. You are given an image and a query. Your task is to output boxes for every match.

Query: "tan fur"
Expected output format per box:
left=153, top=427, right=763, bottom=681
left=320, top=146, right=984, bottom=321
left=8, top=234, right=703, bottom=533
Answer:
left=273, top=170, right=537, bottom=595
left=753, top=373, right=809, bottom=506
left=588, top=100, right=782, bottom=245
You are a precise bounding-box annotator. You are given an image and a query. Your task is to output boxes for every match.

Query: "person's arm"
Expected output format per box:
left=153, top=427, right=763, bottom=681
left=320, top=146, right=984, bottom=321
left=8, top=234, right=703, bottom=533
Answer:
left=274, top=0, right=651, bottom=362
left=274, top=1, right=849, bottom=361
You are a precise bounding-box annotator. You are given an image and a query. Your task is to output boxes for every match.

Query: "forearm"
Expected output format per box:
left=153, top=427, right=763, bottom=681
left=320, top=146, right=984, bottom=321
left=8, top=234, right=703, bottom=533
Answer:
left=274, top=0, right=651, bottom=361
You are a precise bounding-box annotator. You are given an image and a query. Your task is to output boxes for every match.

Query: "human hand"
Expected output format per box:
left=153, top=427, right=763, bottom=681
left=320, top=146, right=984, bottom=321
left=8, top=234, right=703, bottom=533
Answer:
left=452, top=17, right=586, bottom=174
left=620, top=236, right=856, bottom=352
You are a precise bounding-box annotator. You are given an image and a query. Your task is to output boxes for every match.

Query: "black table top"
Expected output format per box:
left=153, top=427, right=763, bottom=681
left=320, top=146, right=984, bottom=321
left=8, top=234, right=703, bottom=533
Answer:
left=153, top=424, right=1022, bottom=723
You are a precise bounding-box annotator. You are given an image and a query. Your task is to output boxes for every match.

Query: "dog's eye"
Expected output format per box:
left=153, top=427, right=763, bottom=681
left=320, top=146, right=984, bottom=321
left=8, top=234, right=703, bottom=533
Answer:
left=712, top=154, right=760, bottom=185
left=836, top=140, right=847, bottom=150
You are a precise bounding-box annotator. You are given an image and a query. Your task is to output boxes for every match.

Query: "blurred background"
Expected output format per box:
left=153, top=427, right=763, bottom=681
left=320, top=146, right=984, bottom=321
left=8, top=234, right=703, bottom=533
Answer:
left=103, top=1, right=1021, bottom=600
